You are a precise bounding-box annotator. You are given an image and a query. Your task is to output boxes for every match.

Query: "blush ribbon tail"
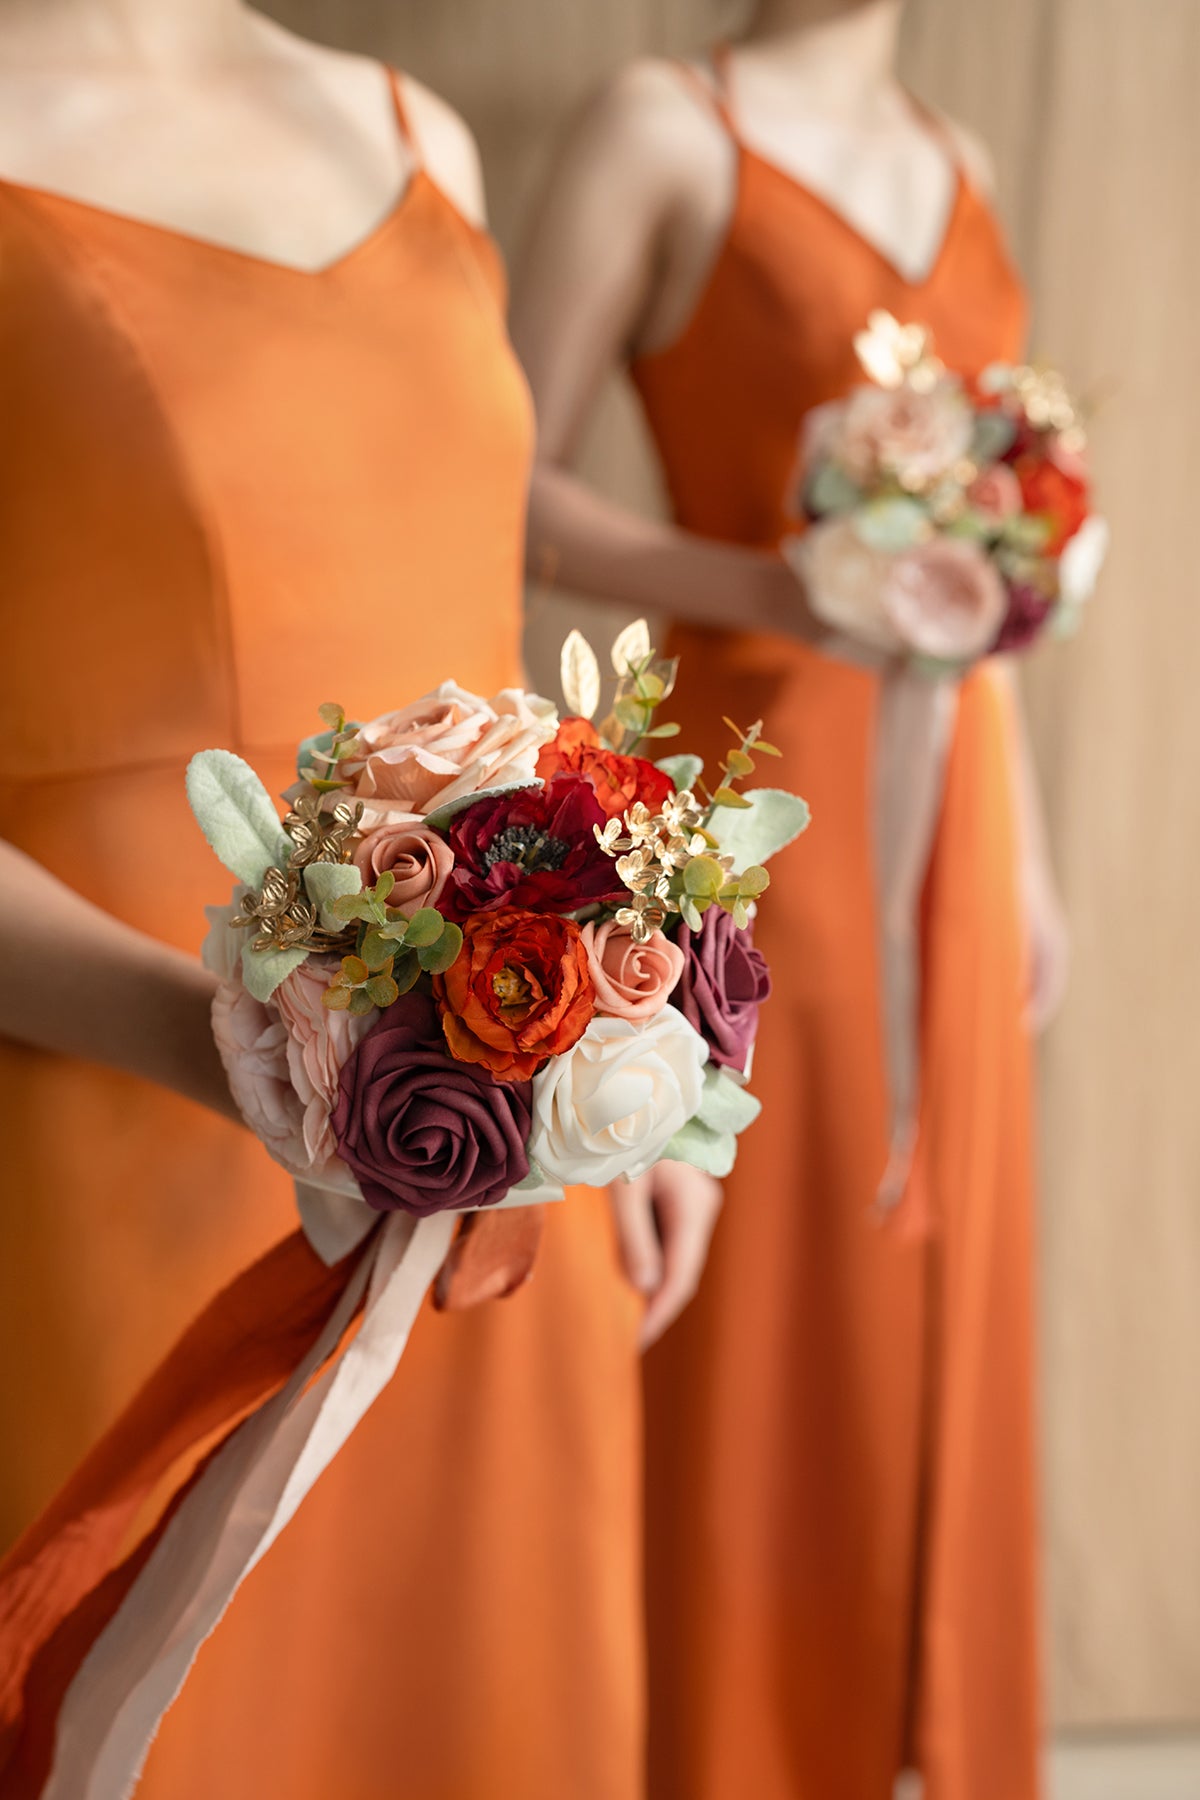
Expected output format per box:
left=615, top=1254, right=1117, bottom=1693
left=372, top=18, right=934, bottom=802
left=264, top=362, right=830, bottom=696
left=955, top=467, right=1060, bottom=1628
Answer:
left=873, top=664, right=960, bottom=1226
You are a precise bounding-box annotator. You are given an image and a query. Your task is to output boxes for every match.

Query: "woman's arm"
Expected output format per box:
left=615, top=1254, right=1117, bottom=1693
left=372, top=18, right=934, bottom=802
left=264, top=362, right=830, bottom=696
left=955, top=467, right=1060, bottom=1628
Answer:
left=511, top=63, right=820, bottom=641
left=0, top=840, right=237, bottom=1119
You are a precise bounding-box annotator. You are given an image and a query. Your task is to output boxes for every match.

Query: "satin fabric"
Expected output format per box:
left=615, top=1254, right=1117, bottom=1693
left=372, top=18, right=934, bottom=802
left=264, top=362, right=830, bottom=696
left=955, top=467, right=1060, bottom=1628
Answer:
left=629, top=60, right=1041, bottom=1800
left=0, top=74, right=642, bottom=1800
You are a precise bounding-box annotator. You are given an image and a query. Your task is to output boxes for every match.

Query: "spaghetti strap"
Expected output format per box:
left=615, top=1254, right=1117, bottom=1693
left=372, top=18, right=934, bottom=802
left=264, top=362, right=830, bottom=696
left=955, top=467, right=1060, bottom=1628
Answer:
left=384, top=66, right=422, bottom=167
left=671, top=50, right=739, bottom=141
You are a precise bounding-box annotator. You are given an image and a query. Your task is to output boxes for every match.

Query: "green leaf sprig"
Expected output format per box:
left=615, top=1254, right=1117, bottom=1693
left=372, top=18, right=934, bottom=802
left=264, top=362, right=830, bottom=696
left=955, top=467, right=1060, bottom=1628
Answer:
left=322, top=872, right=463, bottom=1013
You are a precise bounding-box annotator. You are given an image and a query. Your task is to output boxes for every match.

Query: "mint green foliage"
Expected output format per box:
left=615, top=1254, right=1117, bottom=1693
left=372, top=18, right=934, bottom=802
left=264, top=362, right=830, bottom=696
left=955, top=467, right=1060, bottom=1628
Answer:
left=303, top=862, right=363, bottom=932
left=665, top=1068, right=764, bottom=1179
left=970, top=408, right=1018, bottom=464
left=241, top=941, right=309, bottom=1003
left=854, top=495, right=930, bottom=553
left=328, top=874, right=463, bottom=994
left=186, top=750, right=290, bottom=887
left=807, top=460, right=863, bottom=516
left=707, top=788, right=811, bottom=869
left=656, top=753, right=704, bottom=793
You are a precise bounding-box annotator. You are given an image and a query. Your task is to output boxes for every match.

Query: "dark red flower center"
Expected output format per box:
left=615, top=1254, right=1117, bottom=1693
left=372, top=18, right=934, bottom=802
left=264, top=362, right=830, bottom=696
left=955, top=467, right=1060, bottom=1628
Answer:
left=483, top=824, right=571, bottom=873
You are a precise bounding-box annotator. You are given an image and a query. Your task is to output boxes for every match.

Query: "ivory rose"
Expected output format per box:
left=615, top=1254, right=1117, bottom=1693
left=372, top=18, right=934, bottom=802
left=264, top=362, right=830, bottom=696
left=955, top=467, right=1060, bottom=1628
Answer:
left=351, top=819, right=453, bottom=916
left=528, top=1011, right=708, bottom=1188
left=351, top=681, right=558, bottom=821
left=580, top=920, right=685, bottom=1023
left=786, top=517, right=905, bottom=653
left=834, top=381, right=973, bottom=489
left=881, top=537, right=1008, bottom=661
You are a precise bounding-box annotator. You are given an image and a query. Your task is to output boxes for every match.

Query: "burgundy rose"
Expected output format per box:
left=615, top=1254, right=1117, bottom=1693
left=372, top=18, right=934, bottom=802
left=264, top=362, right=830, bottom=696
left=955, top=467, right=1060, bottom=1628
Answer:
left=331, top=988, right=531, bottom=1216
left=993, top=578, right=1056, bottom=653
left=675, top=908, right=771, bottom=1076
left=440, top=774, right=626, bottom=921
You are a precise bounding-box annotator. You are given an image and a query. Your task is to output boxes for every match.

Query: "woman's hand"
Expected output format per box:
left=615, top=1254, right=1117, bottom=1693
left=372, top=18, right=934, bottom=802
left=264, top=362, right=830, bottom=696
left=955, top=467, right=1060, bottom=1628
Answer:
left=610, top=1160, right=723, bottom=1351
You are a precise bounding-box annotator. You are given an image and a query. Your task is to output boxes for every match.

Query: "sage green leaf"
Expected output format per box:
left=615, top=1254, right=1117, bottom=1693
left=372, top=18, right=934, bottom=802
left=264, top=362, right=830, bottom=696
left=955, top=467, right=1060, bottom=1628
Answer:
left=656, top=753, right=703, bottom=792
left=423, top=780, right=540, bottom=834
left=707, top=788, right=811, bottom=868
left=360, top=928, right=398, bottom=971
left=697, top=1068, right=762, bottom=1137
left=853, top=495, right=931, bottom=553
left=241, top=940, right=309, bottom=1003
left=418, top=922, right=464, bottom=974
left=806, top=459, right=864, bottom=517
left=664, top=1118, right=738, bottom=1179
left=392, top=948, right=423, bottom=995
left=970, top=409, right=1017, bottom=463
left=303, top=862, right=363, bottom=931
left=186, top=750, right=290, bottom=887
left=404, top=907, right=445, bottom=949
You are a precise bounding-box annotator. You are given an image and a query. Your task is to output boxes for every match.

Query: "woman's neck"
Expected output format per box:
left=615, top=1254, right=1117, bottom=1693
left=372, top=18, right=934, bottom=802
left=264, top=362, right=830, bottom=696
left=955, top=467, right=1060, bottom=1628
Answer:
left=742, top=0, right=904, bottom=100
left=0, top=0, right=257, bottom=70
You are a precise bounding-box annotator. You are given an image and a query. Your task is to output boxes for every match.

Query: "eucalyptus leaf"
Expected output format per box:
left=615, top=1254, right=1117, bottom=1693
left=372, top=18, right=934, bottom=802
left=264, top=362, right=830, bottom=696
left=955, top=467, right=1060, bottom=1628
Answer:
left=970, top=409, right=1018, bottom=463
left=806, top=460, right=864, bottom=517
left=656, top=752, right=703, bottom=792
left=853, top=495, right=931, bottom=554
left=241, top=940, right=309, bottom=1003
left=707, top=788, right=812, bottom=868
left=303, top=862, right=363, bottom=931
left=403, top=908, right=445, bottom=949
left=423, top=780, right=541, bottom=835
left=186, top=750, right=290, bottom=887
left=664, top=1118, right=738, bottom=1180
left=418, top=923, right=464, bottom=974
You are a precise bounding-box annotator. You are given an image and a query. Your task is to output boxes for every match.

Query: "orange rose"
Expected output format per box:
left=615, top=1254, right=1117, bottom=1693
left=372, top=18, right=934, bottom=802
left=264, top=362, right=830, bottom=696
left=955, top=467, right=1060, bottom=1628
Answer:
left=536, top=718, right=673, bottom=822
left=434, top=909, right=596, bottom=1082
left=1012, top=453, right=1089, bottom=556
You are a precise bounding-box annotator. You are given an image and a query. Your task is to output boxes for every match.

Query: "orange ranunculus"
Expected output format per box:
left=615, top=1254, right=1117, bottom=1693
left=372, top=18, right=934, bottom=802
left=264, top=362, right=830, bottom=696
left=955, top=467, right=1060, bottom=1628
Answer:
left=536, top=717, right=674, bottom=822
left=434, top=909, right=596, bottom=1082
left=1012, top=453, right=1089, bottom=556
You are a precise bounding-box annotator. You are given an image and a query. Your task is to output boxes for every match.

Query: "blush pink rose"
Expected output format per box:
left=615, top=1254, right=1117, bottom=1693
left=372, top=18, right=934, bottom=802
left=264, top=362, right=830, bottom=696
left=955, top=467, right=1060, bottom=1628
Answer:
left=351, top=681, right=558, bottom=820
left=786, top=517, right=906, bottom=654
left=881, top=537, right=1008, bottom=661
left=274, top=962, right=373, bottom=1174
left=835, top=381, right=974, bottom=489
left=966, top=462, right=1023, bottom=526
left=580, top=920, right=686, bottom=1022
left=351, top=819, right=454, bottom=915
left=211, top=984, right=308, bottom=1176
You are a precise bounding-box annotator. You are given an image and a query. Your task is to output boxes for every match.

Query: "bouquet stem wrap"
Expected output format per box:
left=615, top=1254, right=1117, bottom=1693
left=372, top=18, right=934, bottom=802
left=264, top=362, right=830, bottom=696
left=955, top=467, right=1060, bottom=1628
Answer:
left=0, top=1206, right=454, bottom=1800
left=872, top=665, right=959, bottom=1225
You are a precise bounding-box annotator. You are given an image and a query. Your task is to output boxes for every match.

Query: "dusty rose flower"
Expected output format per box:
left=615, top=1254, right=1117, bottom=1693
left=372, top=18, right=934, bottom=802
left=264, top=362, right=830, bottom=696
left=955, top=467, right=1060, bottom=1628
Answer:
left=351, top=682, right=557, bottom=820
left=351, top=819, right=453, bottom=916
left=966, top=462, right=1023, bottom=526
left=835, top=382, right=973, bottom=489
left=786, top=517, right=905, bottom=653
left=274, top=961, right=373, bottom=1171
left=580, top=920, right=685, bottom=1023
left=881, top=537, right=1008, bottom=661
left=675, top=908, right=771, bottom=1078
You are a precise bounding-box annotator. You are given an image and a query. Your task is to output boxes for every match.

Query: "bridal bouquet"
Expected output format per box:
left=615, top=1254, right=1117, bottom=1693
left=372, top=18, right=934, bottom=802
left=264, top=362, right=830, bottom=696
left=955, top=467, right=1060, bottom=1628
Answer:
left=788, top=309, right=1107, bottom=665
left=195, top=619, right=809, bottom=1224
left=0, top=626, right=808, bottom=1800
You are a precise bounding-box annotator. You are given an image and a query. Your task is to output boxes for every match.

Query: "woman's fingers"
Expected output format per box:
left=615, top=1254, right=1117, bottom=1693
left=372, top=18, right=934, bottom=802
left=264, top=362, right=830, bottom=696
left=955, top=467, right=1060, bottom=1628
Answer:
left=637, top=1165, right=723, bottom=1352
left=610, top=1174, right=665, bottom=1296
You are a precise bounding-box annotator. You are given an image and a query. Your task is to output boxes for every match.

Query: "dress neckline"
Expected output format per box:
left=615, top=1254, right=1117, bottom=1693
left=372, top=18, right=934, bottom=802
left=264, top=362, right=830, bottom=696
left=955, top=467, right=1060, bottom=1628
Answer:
left=0, top=61, right=425, bottom=278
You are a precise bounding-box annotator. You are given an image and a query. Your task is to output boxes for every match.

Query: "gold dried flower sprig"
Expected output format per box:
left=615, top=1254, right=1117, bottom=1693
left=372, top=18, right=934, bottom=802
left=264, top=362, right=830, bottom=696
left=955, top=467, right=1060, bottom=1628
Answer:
left=231, top=795, right=364, bottom=956
left=596, top=716, right=776, bottom=941
left=561, top=620, right=682, bottom=756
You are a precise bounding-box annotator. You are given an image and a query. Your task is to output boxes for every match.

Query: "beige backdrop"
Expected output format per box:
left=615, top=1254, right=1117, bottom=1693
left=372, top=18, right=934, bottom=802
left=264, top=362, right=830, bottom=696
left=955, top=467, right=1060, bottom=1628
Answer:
left=270, top=0, right=1200, bottom=1731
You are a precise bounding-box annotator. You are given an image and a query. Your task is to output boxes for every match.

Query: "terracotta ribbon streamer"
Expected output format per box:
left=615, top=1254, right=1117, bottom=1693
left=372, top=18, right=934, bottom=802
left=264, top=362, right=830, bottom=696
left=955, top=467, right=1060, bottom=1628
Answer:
left=0, top=1194, right=484, bottom=1799
left=872, top=665, right=960, bottom=1224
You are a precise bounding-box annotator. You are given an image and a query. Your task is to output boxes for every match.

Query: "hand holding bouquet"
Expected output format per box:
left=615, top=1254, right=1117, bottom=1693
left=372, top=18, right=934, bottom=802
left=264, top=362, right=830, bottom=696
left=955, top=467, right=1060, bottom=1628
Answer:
left=787, top=309, right=1107, bottom=665
left=0, top=626, right=809, bottom=1800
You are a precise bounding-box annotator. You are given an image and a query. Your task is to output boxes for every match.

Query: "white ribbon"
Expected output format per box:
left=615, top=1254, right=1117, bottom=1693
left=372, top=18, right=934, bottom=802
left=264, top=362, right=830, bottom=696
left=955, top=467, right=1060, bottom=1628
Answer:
left=43, top=1208, right=455, bottom=1800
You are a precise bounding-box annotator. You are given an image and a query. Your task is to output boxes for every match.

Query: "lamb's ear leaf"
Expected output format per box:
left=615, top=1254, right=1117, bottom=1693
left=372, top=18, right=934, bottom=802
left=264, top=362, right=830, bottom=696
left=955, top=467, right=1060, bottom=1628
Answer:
left=655, top=753, right=703, bottom=792
left=241, top=941, right=309, bottom=1003
left=706, top=789, right=811, bottom=868
left=663, top=1118, right=738, bottom=1180
left=696, top=1068, right=762, bottom=1137
left=423, top=779, right=541, bottom=835
left=187, top=750, right=290, bottom=886
left=303, top=862, right=363, bottom=932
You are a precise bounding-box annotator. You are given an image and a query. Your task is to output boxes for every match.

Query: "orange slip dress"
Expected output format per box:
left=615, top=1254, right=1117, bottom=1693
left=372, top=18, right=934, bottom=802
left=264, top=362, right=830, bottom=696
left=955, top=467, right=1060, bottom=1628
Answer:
left=629, top=56, right=1041, bottom=1800
left=0, top=71, right=642, bottom=1800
